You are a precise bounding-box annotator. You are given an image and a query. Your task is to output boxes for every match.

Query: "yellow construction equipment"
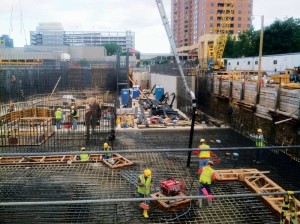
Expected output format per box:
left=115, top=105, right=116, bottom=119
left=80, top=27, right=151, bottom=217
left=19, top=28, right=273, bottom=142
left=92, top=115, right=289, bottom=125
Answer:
left=208, top=0, right=234, bottom=70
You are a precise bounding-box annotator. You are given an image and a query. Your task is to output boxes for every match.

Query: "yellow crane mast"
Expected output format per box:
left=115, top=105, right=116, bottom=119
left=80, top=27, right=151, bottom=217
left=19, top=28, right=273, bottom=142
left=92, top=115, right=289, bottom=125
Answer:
left=210, top=0, right=234, bottom=70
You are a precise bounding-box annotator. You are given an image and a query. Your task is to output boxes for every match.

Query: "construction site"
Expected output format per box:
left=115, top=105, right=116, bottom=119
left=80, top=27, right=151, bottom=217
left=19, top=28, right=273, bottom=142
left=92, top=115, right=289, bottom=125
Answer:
left=1, top=0, right=300, bottom=224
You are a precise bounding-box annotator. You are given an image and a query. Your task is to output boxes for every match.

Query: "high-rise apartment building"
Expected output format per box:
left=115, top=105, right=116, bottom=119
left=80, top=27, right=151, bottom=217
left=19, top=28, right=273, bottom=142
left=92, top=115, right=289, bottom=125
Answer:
left=171, top=0, right=253, bottom=51
left=30, top=23, right=135, bottom=52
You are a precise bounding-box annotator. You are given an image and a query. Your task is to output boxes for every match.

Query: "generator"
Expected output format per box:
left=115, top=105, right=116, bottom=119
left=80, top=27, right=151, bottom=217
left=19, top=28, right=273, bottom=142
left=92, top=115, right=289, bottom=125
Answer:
left=160, top=178, right=184, bottom=196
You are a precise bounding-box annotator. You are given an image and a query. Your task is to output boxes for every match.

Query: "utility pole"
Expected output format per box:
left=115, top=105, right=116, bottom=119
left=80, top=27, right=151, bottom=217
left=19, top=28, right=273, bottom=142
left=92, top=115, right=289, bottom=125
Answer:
left=257, top=15, right=264, bottom=104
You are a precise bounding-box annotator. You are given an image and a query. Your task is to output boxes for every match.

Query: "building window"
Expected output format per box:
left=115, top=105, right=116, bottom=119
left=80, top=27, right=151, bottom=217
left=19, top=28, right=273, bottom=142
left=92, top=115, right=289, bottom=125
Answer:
left=228, top=62, right=231, bottom=65
left=255, top=61, right=258, bottom=65
left=238, top=4, right=242, bottom=8
left=237, top=62, right=239, bottom=65
left=248, top=4, right=252, bottom=8
left=210, top=2, right=214, bottom=7
left=210, top=23, right=213, bottom=27
left=247, top=17, right=251, bottom=21
left=273, top=60, right=277, bottom=65
left=248, top=10, right=252, bottom=15
left=247, top=24, right=251, bottom=28
left=248, top=61, right=250, bottom=65
left=238, top=10, right=242, bottom=14
left=238, top=17, right=241, bottom=21
left=210, top=16, right=213, bottom=20
left=210, top=10, right=214, bottom=14
left=238, top=24, right=241, bottom=28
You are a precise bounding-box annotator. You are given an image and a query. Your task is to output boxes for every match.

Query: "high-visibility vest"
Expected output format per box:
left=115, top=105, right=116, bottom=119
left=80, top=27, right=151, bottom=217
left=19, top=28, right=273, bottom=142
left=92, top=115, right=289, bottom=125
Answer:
left=199, top=144, right=210, bottom=158
left=55, top=111, right=62, bottom=119
left=255, top=134, right=265, bottom=147
left=80, top=153, right=89, bottom=161
left=104, top=146, right=112, bottom=157
left=199, top=165, right=214, bottom=185
left=137, top=174, right=152, bottom=195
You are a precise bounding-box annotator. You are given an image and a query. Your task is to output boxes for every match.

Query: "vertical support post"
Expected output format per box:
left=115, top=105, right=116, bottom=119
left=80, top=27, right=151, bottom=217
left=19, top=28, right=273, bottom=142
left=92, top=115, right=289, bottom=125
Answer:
left=187, top=99, right=197, bottom=167
left=257, top=15, right=264, bottom=104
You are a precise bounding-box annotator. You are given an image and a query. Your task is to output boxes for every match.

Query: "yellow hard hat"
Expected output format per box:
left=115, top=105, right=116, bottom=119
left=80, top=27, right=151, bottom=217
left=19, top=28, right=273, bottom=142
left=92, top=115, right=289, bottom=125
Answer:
left=81, top=147, right=86, bottom=151
left=71, top=106, right=75, bottom=109
left=57, top=108, right=62, bottom=111
left=257, top=128, right=262, bottom=133
left=144, top=169, right=152, bottom=177
left=104, top=143, right=108, bottom=148
left=200, top=139, right=205, bottom=143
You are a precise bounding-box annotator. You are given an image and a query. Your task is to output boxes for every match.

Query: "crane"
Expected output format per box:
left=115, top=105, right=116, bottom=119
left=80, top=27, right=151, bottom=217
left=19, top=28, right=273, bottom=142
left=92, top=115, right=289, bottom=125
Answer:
left=155, top=0, right=197, bottom=168
left=209, top=0, right=234, bottom=70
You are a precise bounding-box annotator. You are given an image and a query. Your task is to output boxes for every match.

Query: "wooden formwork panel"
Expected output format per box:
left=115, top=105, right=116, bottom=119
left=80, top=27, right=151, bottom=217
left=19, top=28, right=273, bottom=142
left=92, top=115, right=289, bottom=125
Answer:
left=150, top=192, right=192, bottom=209
left=216, top=169, right=300, bottom=222
left=243, top=81, right=257, bottom=105
left=278, top=89, right=300, bottom=118
left=232, top=80, right=242, bottom=101
left=0, top=153, right=134, bottom=169
left=259, top=87, right=278, bottom=109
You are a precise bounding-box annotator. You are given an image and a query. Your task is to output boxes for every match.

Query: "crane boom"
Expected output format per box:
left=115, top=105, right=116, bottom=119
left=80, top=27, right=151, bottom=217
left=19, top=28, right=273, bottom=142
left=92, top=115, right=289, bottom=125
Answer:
left=155, top=0, right=195, bottom=101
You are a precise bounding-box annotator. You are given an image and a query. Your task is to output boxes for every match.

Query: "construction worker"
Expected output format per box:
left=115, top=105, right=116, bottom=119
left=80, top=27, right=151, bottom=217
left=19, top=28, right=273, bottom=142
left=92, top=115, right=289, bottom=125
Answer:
left=198, top=161, right=217, bottom=207
left=198, top=139, right=211, bottom=168
left=71, top=105, right=79, bottom=130
left=137, top=169, right=153, bottom=218
left=80, top=147, right=89, bottom=161
left=103, top=142, right=112, bottom=159
left=254, top=128, right=265, bottom=164
left=54, top=108, right=63, bottom=129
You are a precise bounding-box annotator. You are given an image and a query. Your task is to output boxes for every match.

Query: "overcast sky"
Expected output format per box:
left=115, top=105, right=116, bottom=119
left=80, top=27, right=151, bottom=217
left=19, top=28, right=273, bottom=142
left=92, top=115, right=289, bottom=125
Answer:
left=0, top=0, right=299, bottom=53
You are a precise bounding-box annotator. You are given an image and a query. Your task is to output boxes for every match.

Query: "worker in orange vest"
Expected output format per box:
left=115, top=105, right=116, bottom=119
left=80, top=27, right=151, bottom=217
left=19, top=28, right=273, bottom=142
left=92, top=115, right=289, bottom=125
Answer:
left=198, top=139, right=211, bottom=168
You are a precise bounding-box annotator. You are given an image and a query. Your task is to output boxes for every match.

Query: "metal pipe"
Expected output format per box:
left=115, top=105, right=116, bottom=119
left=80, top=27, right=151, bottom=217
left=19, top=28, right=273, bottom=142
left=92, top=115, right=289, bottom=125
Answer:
left=0, top=145, right=299, bottom=157
left=0, top=191, right=299, bottom=206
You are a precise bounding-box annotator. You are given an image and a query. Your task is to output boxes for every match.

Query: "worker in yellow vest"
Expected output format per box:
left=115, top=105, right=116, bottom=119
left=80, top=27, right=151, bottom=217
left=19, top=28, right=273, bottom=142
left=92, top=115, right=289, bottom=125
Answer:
left=103, top=142, right=112, bottom=159
left=198, top=139, right=211, bottom=168
left=54, top=108, right=63, bottom=129
left=254, top=128, right=265, bottom=164
left=198, top=161, right=218, bottom=207
left=137, top=169, right=153, bottom=218
left=80, top=147, right=89, bottom=161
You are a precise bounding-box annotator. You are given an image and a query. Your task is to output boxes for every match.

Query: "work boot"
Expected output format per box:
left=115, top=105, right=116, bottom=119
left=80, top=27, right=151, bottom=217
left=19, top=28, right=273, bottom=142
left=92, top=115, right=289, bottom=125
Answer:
left=143, top=209, right=149, bottom=218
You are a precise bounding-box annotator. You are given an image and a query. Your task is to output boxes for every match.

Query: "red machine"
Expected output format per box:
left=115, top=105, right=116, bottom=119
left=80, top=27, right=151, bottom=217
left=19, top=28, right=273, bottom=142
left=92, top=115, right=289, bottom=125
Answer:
left=160, top=178, right=184, bottom=196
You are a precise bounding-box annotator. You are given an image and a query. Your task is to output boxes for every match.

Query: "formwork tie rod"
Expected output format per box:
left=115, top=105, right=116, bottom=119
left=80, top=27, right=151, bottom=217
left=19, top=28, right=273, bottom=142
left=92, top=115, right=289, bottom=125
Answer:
left=0, top=191, right=299, bottom=206
left=0, top=145, right=299, bottom=157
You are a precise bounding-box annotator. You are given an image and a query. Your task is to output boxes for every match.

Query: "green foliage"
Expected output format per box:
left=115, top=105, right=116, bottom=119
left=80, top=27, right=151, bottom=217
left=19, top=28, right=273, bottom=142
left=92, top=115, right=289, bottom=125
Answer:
left=224, top=17, right=300, bottom=58
left=103, top=43, right=122, bottom=55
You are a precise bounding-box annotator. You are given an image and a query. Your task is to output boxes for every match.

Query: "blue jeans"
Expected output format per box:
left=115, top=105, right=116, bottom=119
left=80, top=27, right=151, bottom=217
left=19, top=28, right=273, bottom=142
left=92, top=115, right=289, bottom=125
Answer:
left=139, top=193, right=150, bottom=205
left=199, top=158, right=210, bottom=168
left=256, top=148, right=263, bottom=162
left=56, top=119, right=62, bottom=129
left=198, top=183, right=212, bottom=196
left=73, top=118, right=78, bottom=130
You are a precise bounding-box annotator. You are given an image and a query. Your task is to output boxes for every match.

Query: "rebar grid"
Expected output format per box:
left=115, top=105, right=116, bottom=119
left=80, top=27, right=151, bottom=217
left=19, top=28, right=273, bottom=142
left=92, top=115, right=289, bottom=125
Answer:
left=0, top=129, right=299, bottom=223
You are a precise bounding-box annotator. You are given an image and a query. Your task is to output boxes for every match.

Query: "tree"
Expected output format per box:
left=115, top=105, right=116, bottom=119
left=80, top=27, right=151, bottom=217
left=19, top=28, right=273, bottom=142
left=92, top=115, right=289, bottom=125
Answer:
left=103, top=43, right=122, bottom=55
left=223, top=17, right=300, bottom=58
